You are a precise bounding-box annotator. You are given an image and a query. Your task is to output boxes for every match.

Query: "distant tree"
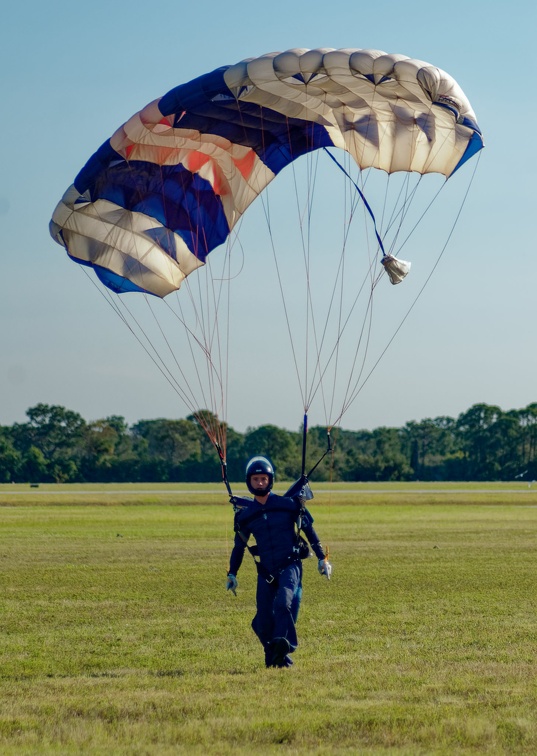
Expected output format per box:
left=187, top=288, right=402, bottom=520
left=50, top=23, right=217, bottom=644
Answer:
left=337, top=426, right=411, bottom=481
left=12, top=404, right=86, bottom=483
left=302, top=425, right=336, bottom=481
left=0, top=428, right=21, bottom=482
left=5, top=399, right=537, bottom=484
left=456, top=403, right=505, bottom=480
left=19, top=446, right=48, bottom=483
left=516, top=403, right=537, bottom=480
left=222, top=426, right=246, bottom=483
left=492, top=410, right=524, bottom=480
left=132, top=417, right=204, bottom=481
left=80, top=416, right=135, bottom=482
left=402, top=417, right=458, bottom=480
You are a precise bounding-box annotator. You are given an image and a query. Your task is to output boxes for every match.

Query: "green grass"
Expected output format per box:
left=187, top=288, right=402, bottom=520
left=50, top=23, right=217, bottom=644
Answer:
left=1, top=484, right=537, bottom=754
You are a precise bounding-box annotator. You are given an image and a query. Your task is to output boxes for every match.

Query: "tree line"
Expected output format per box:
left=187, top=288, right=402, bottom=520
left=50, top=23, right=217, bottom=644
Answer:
left=1, top=402, right=537, bottom=484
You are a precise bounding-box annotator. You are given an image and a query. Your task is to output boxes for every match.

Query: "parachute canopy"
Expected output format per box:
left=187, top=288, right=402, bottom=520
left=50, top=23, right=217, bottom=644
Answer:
left=50, top=48, right=483, bottom=298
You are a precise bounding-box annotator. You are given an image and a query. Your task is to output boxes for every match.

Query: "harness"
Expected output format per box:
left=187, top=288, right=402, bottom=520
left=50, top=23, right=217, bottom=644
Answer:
left=232, top=498, right=310, bottom=584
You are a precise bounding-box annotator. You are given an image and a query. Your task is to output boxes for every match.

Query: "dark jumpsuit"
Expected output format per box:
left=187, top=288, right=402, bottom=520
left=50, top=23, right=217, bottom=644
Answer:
left=229, top=492, right=325, bottom=662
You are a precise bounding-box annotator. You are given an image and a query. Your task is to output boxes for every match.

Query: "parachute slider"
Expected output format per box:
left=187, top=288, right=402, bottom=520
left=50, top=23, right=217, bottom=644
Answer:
left=381, top=255, right=411, bottom=285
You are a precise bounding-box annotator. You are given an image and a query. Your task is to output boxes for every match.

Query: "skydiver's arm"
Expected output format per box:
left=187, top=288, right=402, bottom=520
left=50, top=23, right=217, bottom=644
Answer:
left=228, top=531, right=248, bottom=575
left=301, top=509, right=326, bottom=561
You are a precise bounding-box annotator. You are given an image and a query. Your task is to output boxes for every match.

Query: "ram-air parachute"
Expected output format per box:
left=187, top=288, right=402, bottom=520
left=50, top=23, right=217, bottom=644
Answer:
left=50, top=48, right=483, bottom=472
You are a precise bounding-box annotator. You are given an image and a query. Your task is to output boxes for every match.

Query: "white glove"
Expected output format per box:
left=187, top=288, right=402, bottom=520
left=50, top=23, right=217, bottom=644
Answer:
left=226, top=573, right=238, bottom=595
left=318, top=558, right=332, bottom=580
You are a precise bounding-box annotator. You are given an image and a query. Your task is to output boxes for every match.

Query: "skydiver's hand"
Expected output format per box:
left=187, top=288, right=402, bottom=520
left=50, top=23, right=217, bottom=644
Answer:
left=318, top=558, right=332, bottom=580
left=226, top=573, right=238, bottom=595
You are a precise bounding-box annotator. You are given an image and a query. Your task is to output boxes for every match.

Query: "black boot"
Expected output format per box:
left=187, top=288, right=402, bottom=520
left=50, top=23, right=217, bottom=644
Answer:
left=270, top=637, right=291, bottom=667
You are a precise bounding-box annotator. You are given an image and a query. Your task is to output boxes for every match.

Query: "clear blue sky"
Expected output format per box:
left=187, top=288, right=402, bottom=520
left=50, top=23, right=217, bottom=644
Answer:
left=1, top=0, right=535, bottom=434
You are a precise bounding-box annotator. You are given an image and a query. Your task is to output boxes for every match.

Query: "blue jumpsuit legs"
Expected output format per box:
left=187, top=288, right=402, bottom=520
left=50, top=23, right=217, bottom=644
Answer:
left=251, top=561, right=303, bottom=666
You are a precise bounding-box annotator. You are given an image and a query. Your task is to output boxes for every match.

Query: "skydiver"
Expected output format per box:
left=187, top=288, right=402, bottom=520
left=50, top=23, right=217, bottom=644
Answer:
left=226, top=456, right=331, bottom=668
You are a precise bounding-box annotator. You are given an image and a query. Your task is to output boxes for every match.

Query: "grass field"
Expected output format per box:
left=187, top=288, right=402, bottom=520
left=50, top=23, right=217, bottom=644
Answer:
left=1, top=482, right=537, bottom=754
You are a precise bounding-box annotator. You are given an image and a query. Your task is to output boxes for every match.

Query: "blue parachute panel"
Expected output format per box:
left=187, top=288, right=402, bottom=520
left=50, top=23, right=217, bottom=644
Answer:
left=75, top=157, right=229, bottom=262
left=450, top=131, right=484, bottom=175
left=94, top=265, right=152, bottom=295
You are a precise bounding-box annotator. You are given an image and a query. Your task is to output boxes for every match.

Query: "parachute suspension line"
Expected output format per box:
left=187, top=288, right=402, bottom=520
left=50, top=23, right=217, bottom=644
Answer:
left=236, top=103, right=361, bottom=435
left=161, top=290, right=224, bottom=451
left=287, top=145, right=361, bottom=426
left=305, top=150, right=361, bottom=426
left=179, top=245, right=233, bottom=454
left=326, top=153, right=370, bottom=423
left=288, top=145, right=326, bottom=415
left=336, top=283, right=378, bottom=421
left=300, top=161, right=386, bottom=420
left=299, top=244, right=378, bottom=419
left=323, top=225, right=346, bottom=425
left=90, top=159, right=225, bottom=450
left=314, top=251, right=380, bottom=425
left=298, top=147, right=318, bottom=413
left=256, top=129, right=306, bottom=412
left=306, top=426, right=333, bottom=479
left=336, top=162, right=395, bottom=414
left=281, top=117, right=332, bottom=416
left=302, top=137, right=329, bottom=416
left=82, top=263, right=230, bottom=454
left=306, top=149, right=389, bottom=425
left=379, top=172, right=419, bottom=254
left=311, top=151, right=372, bottom=426
left=304, top=152, right=352, bottom=424
left=279, top=117, right=367, bottom=427
left=185, top=254, right=218, bottom=440
left=289, top=135, right=361, bottom=427
left=166, top=292, right=216, bottom=417
left=161, top=271, right=225, bottom=423
left=389, top=176, right=448, bottom=258
left=307, top=146, right=380, bottom=425
left=256, top=120, right=354, bottom=430
left=81, top=269, right=210, bottom=417
left=306, top=154, right=417, bottom=428
left=158, top=156, right=228, bottom=454
left=306, top=168, right=428, bottom=426
left=288, top=150, right=311, bottom=411
left=215, top=440, right=234, bottom=499
left=144, top=294, right=216, bottom=417
left=222, top=241, right=232, bottom=457
left=331, top=152, right=483, bottom=427
left=323, top=148, right=386, bottom=257
left=200, top=254, right=227, bottom=451
left=128, top=296, right=217, bottom=422
left=176, top=223, right=245, bottom=454
left=258, top=191, right=306, bottom=408
left=184, top=226, right=246, bottom=454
